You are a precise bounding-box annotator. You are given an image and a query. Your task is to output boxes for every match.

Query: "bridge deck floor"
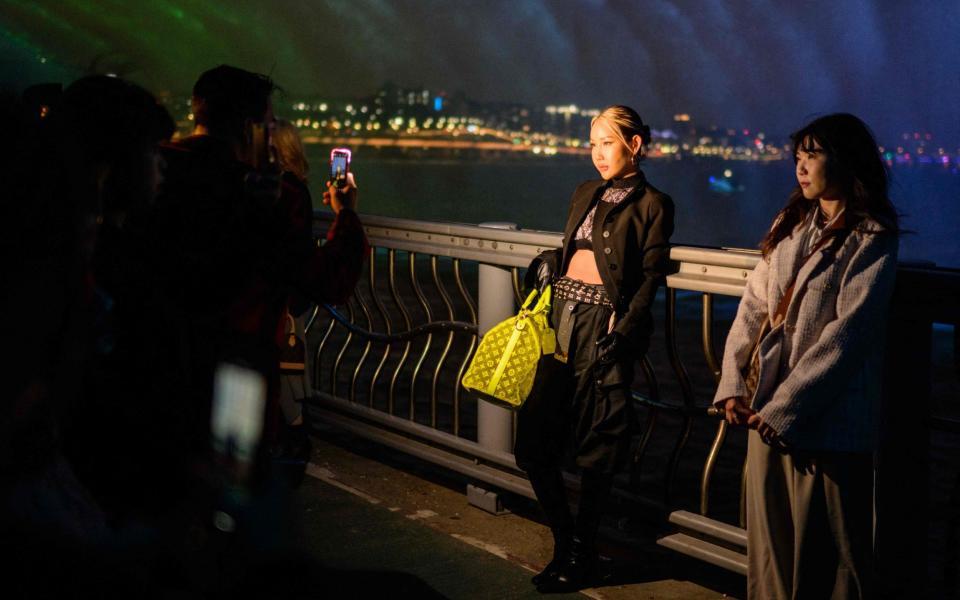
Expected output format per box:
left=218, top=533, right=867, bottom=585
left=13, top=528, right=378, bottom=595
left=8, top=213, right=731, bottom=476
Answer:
left=293, top=425, right=745, bottom=599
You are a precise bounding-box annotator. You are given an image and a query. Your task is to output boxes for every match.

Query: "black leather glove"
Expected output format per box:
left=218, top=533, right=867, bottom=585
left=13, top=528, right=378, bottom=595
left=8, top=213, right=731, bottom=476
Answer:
left=595, top=331, right=628, bottom=367
left=593, top=332, right=632, bottom=389
left=524, top=249, right=560, bottom=292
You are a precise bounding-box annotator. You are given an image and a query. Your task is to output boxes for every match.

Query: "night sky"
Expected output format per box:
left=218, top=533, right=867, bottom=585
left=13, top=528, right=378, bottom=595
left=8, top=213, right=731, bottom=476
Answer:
left=2, top=0, right=959, bottom=144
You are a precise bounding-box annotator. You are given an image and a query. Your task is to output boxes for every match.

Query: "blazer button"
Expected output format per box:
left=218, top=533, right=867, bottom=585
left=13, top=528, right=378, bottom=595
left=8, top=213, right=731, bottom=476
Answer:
left=603, top=247, right=612, bottom=255
left=602, top=231, right=610, bottom=238
left=596, top=378, right=603, bottom=386
left=609, top=264, right=618, bottom=271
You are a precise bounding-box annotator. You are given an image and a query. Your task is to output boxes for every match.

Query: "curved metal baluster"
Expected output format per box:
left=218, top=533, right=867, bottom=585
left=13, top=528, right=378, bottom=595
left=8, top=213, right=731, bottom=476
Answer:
left=331, top=300, right=355, bottom=398
left=512, top=267, right=523, bottom=306
left=740, top=455, right=748, bottom=528
left=631, top=355, right=660, bottom=487
left=431, top=255, right=456, bottom=430
left=664, top=287, right=696, bottom=506
left=699, top=292, right=728, bottom=515
left=368, top=248, right=393, bottom=409
left=305, top=234, right=324, bottom=388
left=350, top=265, right=374, bottom=405
left=314, top=315, right=336, bottom=391
left=701, top=420, right=729, bottom=516
left=666, top=289, right=697, bottom=405
left=408, top=252, right=434, bottom=422
left=301, top=303, right=320, bottom=394
left=453, top=258, right=478, bottom=437
left=667, top=417, right=693, bottom=508
left=701, top=293, right=722, bottom=380
left=303, top=304, right=320, bottom=335
left=388, top=249, right=413, bottom=415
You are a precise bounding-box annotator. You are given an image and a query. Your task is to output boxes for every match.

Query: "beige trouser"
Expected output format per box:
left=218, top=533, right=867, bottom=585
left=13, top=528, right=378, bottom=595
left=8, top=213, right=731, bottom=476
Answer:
left=746, top=431, right=874, bottom=600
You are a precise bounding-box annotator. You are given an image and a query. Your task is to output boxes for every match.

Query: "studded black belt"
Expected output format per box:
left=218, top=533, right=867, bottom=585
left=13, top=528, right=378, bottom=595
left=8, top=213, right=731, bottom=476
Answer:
left=553, top=276, right=613, bottom=308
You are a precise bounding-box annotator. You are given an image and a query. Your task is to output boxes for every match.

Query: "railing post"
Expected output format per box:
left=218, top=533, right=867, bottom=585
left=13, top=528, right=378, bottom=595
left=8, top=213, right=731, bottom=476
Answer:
left=476, top=222, right=518, bottom=453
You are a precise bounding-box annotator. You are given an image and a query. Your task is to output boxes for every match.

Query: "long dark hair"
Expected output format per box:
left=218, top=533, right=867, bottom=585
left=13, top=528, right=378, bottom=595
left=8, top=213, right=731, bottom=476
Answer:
left=760, top=113, right=899, bottom=257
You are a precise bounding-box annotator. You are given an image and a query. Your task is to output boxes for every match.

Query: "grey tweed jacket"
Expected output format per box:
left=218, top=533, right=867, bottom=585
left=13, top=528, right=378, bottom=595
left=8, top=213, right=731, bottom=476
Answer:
left=713, top=216, right=898, bottom=452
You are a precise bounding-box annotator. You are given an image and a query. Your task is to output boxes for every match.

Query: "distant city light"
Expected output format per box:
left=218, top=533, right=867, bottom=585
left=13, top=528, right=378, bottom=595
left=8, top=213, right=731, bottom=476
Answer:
left=163, top=82, right=957, bottom=168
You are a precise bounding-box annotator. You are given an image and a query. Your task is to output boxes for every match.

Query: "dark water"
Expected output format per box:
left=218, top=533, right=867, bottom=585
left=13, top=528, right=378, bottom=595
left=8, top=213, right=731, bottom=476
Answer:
left=305, top=149, right=960, bottom=268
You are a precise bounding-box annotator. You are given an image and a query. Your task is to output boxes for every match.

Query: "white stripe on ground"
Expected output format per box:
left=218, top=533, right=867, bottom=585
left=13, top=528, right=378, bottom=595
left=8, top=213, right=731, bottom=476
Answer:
left=305, top=462, right=381, bottom=505
left=406, top=509, right=439, bottom=521
left=449, top=534, right=510, bottom=560
left=305, top=463, right=603, bottom=598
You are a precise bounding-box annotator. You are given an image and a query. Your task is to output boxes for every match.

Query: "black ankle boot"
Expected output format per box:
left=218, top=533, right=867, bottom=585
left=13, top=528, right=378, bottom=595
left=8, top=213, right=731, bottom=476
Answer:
left=531, top=528, right=571, bottom=586
left=536, top=469, right=611, bottom=592
left=535, top=535, right=596, bottom=593
left=525, top=468, right=574, bottom=587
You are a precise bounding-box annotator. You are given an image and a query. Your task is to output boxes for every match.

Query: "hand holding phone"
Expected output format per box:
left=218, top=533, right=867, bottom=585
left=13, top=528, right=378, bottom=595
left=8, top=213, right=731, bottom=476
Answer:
left=323, top=172, right=358, bottom=214
left=324, top=148, right=358, bottom=214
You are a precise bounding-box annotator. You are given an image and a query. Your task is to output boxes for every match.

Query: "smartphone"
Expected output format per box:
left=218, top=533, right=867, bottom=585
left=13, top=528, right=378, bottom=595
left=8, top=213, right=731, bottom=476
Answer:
left=330, top=147, right=352, bottom=188
left=210, top=362, right=266, bottom=464
left=249, top=121, right=273, bottom=172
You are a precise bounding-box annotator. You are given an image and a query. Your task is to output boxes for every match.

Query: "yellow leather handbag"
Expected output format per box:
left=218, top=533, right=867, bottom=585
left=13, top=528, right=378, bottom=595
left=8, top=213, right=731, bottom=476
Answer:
left=461, top=286, right=555, bottom=410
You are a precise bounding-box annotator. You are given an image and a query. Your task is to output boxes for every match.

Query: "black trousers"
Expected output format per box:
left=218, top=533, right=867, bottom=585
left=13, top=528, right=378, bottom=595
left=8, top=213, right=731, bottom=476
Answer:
left=514, top=300, right=635, bottom=475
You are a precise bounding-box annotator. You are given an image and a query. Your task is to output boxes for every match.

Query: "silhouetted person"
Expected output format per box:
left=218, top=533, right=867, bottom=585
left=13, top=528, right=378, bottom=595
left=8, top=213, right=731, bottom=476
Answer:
left=1, top=75, right=176, bottom=598
left=272, top=119, right=313, bottom=427
left=131, top=65, right=366, bottom=476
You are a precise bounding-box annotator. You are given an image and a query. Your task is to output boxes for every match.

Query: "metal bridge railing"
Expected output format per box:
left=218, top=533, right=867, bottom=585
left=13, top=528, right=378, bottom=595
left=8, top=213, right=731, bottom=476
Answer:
left=305, top=211, right=960, bottom=585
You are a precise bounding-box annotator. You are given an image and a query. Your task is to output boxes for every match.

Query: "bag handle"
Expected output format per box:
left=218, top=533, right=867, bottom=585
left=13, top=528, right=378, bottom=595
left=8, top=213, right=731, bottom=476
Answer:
left=522, top=285, right=552, bottom=315
left=521, top=289, right=539, bottom=310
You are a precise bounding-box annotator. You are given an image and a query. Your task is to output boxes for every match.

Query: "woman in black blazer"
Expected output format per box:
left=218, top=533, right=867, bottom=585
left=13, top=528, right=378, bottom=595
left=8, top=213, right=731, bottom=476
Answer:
left=516, top=105, right=674, bottom=593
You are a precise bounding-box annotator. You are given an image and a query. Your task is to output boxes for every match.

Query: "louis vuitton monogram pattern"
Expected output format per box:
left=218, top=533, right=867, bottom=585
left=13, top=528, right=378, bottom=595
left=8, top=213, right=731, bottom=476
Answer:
left=554, top=276, right=613, bottom=308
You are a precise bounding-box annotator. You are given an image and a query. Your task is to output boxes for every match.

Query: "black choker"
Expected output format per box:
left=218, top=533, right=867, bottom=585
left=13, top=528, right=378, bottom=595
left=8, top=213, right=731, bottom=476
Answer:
left=609, top=172, right=643, bottom=189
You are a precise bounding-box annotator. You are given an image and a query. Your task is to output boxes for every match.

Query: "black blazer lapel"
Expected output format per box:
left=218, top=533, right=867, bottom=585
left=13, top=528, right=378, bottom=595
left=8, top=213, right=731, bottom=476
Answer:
left=564, top=181, right=604, bottom=235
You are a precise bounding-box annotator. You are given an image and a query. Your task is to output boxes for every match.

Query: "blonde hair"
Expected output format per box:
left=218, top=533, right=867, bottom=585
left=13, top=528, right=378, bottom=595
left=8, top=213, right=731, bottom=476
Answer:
left=591, top=105, right=651, bottom=162
left=272, top=119, right=309, bottom=182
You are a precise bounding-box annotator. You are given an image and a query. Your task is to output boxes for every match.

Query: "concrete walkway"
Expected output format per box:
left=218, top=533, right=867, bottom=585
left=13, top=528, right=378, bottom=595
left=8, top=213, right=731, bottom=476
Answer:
left=292, top=426, right=744, bottom=599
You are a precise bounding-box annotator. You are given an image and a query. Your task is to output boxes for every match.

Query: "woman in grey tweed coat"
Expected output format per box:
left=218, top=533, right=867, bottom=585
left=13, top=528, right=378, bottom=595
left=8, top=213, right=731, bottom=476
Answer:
left=714, top=114, right=899, bottom=600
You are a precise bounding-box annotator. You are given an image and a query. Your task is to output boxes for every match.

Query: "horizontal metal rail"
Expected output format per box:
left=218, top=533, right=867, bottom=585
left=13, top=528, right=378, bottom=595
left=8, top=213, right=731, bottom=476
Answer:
left=321, top=302, right=477, bottom=342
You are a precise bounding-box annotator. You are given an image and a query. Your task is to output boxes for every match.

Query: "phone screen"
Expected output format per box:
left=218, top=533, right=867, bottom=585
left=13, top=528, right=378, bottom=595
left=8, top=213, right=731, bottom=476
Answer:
left=330, top=148, right=351, bottom=187
left=211, top=363, right=266, bottom=463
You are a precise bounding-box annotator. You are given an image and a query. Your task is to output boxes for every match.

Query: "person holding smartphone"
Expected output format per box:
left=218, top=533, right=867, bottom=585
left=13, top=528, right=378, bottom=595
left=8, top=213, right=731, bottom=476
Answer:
left=516, top=105, right=674, bottom=593
left=120, top=65, right=367, bottom=501
left=714, top=113, right=899, bottom=599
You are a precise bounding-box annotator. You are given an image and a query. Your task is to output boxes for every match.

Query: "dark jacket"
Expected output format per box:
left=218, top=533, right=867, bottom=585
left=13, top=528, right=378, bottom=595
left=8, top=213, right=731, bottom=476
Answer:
left=122, top=135, right=367, bottom=452
left=536, top=173, right=675, bottom=351
left=149, top=135, right=368, bottom=343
